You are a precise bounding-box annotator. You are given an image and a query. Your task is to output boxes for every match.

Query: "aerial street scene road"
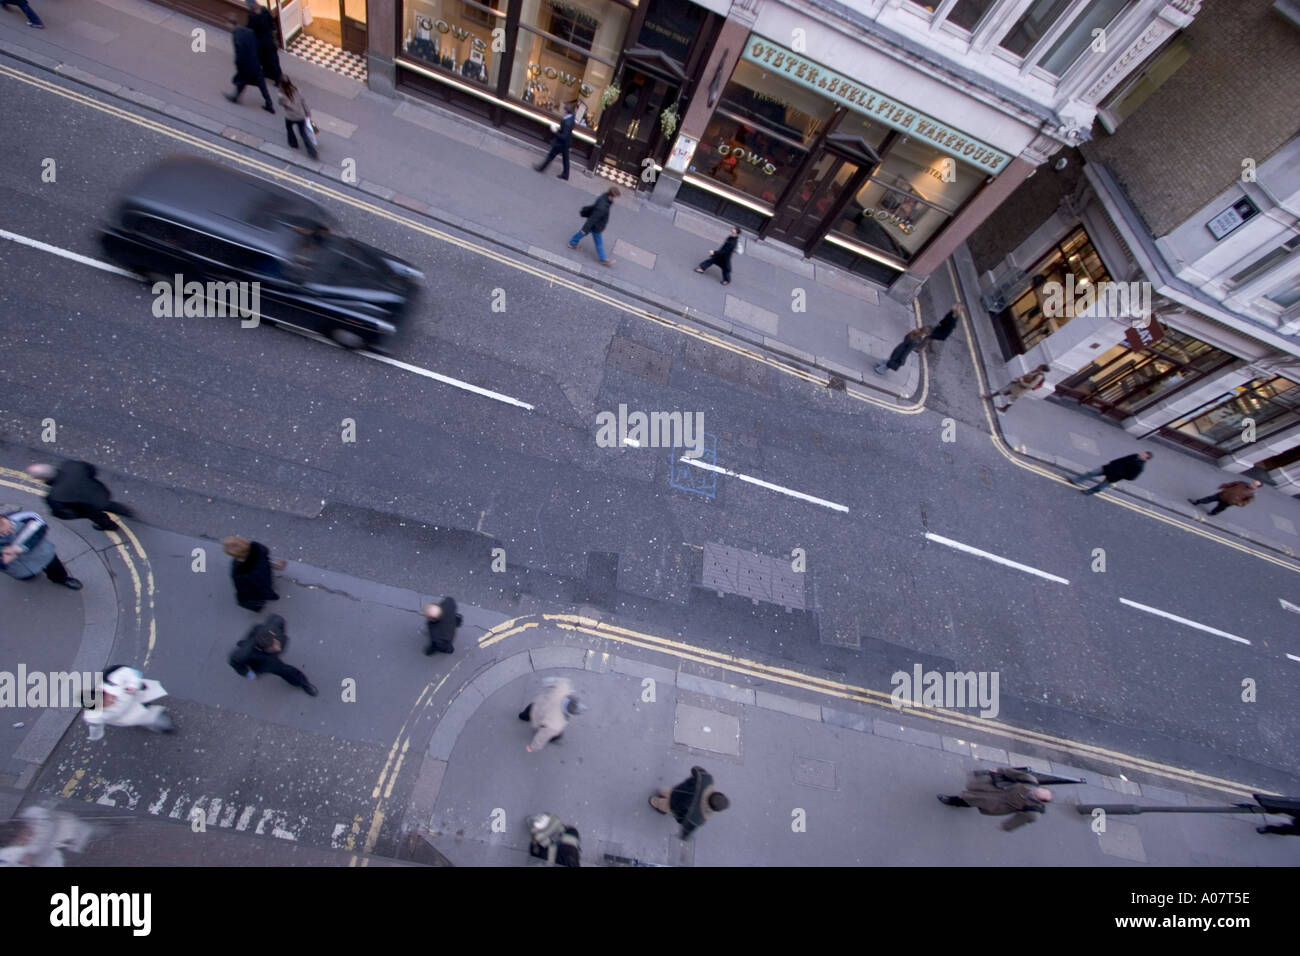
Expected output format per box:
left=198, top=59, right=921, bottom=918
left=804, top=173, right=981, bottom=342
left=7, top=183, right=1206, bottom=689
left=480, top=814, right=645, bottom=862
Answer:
left=0, top=0, right=1296, bottom=912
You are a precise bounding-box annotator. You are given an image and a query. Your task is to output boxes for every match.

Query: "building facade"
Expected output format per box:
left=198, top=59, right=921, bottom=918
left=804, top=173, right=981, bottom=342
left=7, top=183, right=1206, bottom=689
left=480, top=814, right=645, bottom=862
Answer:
left=969, top=0, right=1300, bottom=493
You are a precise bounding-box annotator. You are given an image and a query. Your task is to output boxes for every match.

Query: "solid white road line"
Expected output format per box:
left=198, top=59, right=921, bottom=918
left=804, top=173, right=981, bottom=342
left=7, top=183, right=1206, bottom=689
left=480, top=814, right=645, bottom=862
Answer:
left=677, top=456, right=849, bottom=513
left=0, top=227, right=536, bottom=411
left=360, top=352, right=535, bottom=410
left=923, top=532, right=1070, bottom=584
left=1287, top=653, right=1300, bottom=663
left=0, top=227, right=137, bottom=278
left=1280, top=598, right=1300, bottom=614
left=1118, top=598, right=1251, bottom=645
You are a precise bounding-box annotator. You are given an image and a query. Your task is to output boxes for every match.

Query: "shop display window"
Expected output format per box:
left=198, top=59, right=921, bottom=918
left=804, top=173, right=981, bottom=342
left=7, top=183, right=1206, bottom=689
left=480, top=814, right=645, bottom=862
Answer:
left=1166, top=377, right=1300, bottom=454
left=690, top=114, right=808, bottom=206
left=402, top=0, right=504, bottom=87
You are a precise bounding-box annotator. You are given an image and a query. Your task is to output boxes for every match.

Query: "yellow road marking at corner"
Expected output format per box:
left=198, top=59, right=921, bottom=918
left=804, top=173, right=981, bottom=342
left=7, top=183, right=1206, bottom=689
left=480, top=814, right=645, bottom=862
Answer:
left=942, top=261, right=1300, bottom=575
left=60, top=770, right=85, bottom=798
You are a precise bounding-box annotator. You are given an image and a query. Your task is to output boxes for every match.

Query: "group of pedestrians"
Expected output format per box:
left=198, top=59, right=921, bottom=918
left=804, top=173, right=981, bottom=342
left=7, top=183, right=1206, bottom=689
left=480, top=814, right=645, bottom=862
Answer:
left=224, top=2, right=318, bottom=159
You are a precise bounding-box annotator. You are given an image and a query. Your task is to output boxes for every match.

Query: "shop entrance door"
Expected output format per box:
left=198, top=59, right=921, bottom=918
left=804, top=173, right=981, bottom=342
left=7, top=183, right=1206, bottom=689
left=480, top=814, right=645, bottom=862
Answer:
left=340, top=0, right=366, bottom=55
left=600, top=69, right=679, bottom=183
left=764, top=130, right=878, bottom=251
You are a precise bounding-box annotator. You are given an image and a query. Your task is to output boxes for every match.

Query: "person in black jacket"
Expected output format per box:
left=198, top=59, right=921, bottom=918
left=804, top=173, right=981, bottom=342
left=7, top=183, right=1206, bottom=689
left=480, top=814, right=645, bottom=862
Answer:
left=26, top=461, right=133, bottom=532
left=222, top=537, right=285, bottom=611
left=422, top=597, right=462, bottom=655
left=535, top=102, right=577, bottom=180
left=1070, top=451, right=1152, bottom=496
left=245, top=0, right=281, bottom=85
left=569, top=187, right=619, bottom=265
left=223, top=16, right=274, bottom=112
left=229, top=614, right=317, bottom=695
left=926, top=307, right=960, bottom=357
left=649, top=766, right=729, bottom=840
left=695, top=227, right=741, bottom=286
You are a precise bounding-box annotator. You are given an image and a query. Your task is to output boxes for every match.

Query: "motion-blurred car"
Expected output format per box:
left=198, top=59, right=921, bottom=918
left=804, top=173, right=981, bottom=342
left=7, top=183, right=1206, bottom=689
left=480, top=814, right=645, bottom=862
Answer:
left=100, top=156, right=422, bottom=351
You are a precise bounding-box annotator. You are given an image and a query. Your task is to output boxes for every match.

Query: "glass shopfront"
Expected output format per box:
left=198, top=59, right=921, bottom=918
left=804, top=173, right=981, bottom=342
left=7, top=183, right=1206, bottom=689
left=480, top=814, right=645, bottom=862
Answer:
left=1055, top=327, right=1236, bottom=421
left=403, top=0, right=505, bottom=89
left=1156, top=376, right=1300, bottom=458
left=995, top=227, right=1109, bottom=355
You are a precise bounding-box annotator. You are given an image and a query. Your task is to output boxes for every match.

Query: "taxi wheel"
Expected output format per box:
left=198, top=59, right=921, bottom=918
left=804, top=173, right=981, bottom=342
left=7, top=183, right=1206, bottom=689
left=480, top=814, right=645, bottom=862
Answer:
left=330, top=328, right=366, bottom=350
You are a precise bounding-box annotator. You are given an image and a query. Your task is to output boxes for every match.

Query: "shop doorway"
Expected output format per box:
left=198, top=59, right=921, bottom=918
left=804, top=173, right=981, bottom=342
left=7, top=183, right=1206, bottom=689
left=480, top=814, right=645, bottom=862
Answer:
left=298, top=0, right=364, bottom=53
left=599, top=65, right=681, bottom=185
left=340, top=0, right=367, bottom=55
left=762, top=122, right=879, bottom=252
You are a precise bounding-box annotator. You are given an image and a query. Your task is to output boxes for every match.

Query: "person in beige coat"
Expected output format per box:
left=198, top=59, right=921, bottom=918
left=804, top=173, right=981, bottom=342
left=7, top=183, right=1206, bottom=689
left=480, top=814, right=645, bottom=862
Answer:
left=277, top=75, right=317, bottom=160
left=937, top=767, right=1052, bottom=831
left=1189, top=479, right=1261, bottom=516
left=518, top=678, right=586, bottom=752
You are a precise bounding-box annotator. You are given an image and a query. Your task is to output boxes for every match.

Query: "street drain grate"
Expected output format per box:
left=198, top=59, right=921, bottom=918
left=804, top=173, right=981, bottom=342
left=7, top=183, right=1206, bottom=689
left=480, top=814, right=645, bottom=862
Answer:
left=606, top=335, right=672, bottom=385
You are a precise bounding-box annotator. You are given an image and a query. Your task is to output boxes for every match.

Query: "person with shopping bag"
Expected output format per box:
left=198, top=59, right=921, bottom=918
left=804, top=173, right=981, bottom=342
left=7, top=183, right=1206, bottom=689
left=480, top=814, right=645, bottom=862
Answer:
left=277, top=75, right=318, bottom=160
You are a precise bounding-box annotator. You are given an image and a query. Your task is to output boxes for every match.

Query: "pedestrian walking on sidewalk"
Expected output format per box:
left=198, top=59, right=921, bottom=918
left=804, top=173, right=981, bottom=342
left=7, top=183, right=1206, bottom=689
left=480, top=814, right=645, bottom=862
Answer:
left=984, top=364, right=1051, bottom=413
left=26, top=460, right=133, bottom=532
left=926, top=308, right=960, bottom=358
left=535, top=102, right=576, bottom=180
left=526, top=812, right=582, bottom=866
left=223, top=16, right=275, bottom=113
left=649, top=765, right=729, bottom=840
left=0, top=807, right=94, bottom=867
left=1, top=0, right=43, bottom=28
left=229, top=614, right=318, bottom=696
left=1189, top=479, right=1261, bottom=516
left=874, top=327, right=932, bottom=375
left=0, top=507, right=81, bottom=590
left=422, top=596, right=461, bottom=655
left=569, top=187, right=619, bottom=265
left=1069, top=451, right=1151, bottom=496
left=519, top=677, right=585, bottom=752
left=695, top=227, right=741, bottom=286
left=222, top=536, right=285, bottom=612
left=245, top=1, right=282, bottom=85
left=277, top=76, right=317, bottom=160
left=938, top=766, right=1052, bottom=831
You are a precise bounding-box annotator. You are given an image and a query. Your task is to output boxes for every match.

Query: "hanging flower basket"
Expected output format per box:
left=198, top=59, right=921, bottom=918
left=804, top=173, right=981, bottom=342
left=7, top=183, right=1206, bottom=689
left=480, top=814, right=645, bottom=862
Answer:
left=600, top=85, right=621, bottom=110
left=660, top=104, right=680, bottom=139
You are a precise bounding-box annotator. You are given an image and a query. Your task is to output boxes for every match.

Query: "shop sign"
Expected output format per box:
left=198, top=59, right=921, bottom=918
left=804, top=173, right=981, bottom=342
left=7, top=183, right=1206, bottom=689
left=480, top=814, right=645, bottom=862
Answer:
left=1206, top=197, right=1258, bottom=241
left=528, top=63, right=594, bottom=98
left=716, top=141, right=776, bottom=176
left=667, top=134, right=698, bottom=174
left=1124, top=315, right=1165, bottom=350
left=742, top=37, right=1010, bottom=174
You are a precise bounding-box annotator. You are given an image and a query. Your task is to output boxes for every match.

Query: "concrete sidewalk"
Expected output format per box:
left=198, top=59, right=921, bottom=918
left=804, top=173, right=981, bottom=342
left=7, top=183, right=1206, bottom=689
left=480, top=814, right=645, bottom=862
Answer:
left=2, top=1, right=1299, bottom=561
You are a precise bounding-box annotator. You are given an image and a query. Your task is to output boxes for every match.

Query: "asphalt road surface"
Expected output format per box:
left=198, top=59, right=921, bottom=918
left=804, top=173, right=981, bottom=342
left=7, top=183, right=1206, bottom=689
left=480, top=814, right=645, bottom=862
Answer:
left=3, top=65, right=1299, bottom=856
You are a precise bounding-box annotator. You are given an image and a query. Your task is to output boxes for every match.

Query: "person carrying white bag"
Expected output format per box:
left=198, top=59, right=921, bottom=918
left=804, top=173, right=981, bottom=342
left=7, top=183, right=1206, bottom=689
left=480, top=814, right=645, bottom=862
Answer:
left=277, top=75, right=318, bottom=160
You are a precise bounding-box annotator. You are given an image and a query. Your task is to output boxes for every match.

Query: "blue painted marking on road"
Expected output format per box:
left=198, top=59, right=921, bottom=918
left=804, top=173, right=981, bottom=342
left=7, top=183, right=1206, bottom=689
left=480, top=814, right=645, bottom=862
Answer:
left=670, top=433, right=717, bottom=499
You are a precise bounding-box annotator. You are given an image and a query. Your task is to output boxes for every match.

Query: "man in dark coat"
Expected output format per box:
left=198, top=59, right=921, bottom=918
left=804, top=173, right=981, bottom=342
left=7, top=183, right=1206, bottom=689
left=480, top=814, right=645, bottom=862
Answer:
left=938, top=767, right=1052, bottom=831
left=1189, top=479, right=1261, bottom=516
left=569, top=187, right=619, bottom=265
left=695, top=227, right=741, bottom=286
left=926, top=307, right=960, bottom=357
left=534, top=102, right=576, bottom=180
left=649, top=766, right=729, bottom=840
left=1070, top=451, right=1151, bottom=496
left=245, top=1, right=282, bottom=85
left=26, top=461, right=132, bottom=532
left=229, top=614, right=317, bottom=695
left=874, top=327, right=932, bottom=375
left=223, top=15, right=275, bottom=113
left=422, top=597, right=462, bottom=655
left=222, top=536, right=284, bottom=612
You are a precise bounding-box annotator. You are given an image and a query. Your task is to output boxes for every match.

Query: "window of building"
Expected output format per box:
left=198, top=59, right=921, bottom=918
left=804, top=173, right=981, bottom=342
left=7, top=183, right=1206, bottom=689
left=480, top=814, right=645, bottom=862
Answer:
left=1227, top=235, right=1300, bottom=288
left=998, top=0, right=1074, bottom=59
left=636, top=0, right=704, bottom=63
left=1037, top=0, right=1129, bottom=76
left=545, top=1, right=599, bottom=62
left=402, top=0, right=505, bottom=88
left=996, top=227, right=1109, bottom=353
left=1161, top=377, right=1300, bottom=456
left=945, top=0, right=996, bottom=32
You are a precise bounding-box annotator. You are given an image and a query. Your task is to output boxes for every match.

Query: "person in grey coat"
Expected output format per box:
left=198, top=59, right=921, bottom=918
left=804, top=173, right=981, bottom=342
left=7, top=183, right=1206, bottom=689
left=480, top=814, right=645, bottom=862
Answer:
left=569, top=188, right=619, bottom=265
left=277, top=75, right=316, bottom=159
left=0, top=508, right=81, bottom=589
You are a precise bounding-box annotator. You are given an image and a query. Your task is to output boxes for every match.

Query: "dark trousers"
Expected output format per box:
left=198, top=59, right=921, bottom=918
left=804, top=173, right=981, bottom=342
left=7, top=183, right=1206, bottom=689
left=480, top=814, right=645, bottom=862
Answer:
left=253, top=656, right=311, bottom=690
left=54, top=501, right=127, bottom=528
left=43, top=554, right=70, bottom=584
left=2, top=1, right=42, bottom=25
left=536, top=140, right=570, bottom=178
left=698, top=254, right=732, bottom=283
left=1191, top=495, right=1230, bottom=515
left=942, top=796, right=972, bottom=807
left=886, top=341, right=915, bottom=371
left=232, top=73, right=273, bottom=109
left=285, top=119, right=318, bottom=159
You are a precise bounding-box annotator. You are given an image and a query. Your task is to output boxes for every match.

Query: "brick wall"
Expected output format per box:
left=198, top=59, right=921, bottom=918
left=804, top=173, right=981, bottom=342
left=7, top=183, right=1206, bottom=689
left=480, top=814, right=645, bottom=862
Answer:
left=1081, top=0, right=1300, bottom=237
left=966, top=149, right=1085, bottom=275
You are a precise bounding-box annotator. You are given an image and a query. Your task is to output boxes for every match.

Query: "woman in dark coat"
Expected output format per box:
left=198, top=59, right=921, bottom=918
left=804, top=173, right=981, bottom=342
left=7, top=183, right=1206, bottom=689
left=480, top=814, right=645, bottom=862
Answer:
left=222, top=536, right=285, bottom=612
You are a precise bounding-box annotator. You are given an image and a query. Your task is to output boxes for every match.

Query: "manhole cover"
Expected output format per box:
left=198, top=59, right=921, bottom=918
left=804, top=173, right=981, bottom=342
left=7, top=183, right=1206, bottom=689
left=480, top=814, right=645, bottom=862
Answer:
left=606, top=335, right=671, bottom=385
left=793, top=756, right=838, bottom=790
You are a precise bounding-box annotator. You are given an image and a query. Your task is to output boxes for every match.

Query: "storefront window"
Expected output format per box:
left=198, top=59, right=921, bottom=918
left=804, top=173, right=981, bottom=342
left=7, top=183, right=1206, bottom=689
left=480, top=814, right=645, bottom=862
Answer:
left=636, top=0, right=703, bottom=63
left=402, top=0, right=505, bottom=88
left=833, top=136, right=980, bottom=263
left=1162, top=377, right=1300, bottom=455
left=507, top=0, right=631, bottom=128
left=999, top=227, right=1109, bottom=353
left=1056, top=328, right=1235, bottom=419
left=713, top=60, right=833, bottom=147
